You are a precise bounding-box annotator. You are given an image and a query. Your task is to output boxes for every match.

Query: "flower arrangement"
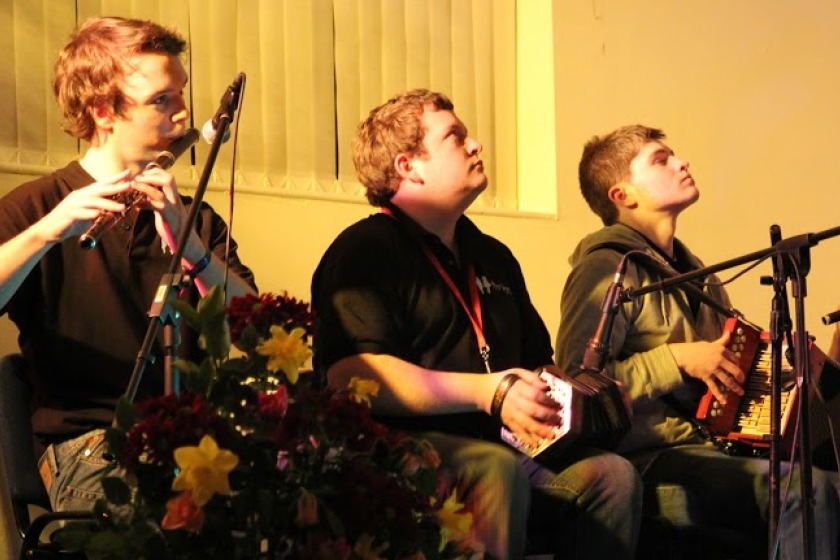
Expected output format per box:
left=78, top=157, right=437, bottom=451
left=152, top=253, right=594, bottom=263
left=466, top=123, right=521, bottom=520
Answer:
left=58, top=288, right=481, bottom=559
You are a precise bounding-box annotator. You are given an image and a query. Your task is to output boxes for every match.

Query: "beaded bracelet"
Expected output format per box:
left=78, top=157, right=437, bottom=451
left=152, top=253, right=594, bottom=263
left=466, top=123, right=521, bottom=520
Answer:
left=184, top=249, right=212, bottom=280
left=490, top=373, right=520, bottom=420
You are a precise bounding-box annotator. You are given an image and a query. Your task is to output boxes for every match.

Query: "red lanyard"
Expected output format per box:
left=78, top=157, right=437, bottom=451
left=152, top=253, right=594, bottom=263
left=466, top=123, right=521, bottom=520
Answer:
left=422, top=247, right=491, bottom=373
left=381, top=207, right=491, bottom=373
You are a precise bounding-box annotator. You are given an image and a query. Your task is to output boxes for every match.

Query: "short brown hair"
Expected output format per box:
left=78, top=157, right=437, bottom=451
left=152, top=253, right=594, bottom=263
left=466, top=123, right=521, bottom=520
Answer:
left=352, top=89, right=454, bottom=206
left=579, top=125, right=666, bottom=225
left=53, top=17, right=187, bottom=142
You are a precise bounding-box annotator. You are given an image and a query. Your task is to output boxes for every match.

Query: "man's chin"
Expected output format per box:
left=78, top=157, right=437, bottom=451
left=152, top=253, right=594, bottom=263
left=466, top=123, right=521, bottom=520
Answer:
left=461, top=182, right=488, bottom=209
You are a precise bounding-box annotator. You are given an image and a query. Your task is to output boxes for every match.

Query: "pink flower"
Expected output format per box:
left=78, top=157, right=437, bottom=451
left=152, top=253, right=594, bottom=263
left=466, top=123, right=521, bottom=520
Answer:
left=276, top=450, right=290, bottom=471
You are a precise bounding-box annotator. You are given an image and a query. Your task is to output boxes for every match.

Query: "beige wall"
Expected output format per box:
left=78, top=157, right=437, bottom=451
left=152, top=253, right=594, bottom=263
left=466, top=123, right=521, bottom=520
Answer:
left=550, top=0, right=840, bottom=346
left=3, top=1, right=840, bottom=556
left=4, top=1, right=840, bottom=357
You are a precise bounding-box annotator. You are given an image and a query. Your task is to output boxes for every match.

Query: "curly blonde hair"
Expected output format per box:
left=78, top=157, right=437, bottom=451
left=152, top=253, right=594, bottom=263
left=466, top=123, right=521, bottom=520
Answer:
left=53, top=17, right=186, bottom=142
left=352, top=89, right=454, bottom=206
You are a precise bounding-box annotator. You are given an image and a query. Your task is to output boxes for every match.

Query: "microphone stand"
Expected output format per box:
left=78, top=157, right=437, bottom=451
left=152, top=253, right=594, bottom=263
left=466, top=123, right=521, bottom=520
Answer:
left=624, top=225, right=840, bottom=560
left=122, top=77, right=243, bottom=404
left=766, top=224, right=795, bottom=556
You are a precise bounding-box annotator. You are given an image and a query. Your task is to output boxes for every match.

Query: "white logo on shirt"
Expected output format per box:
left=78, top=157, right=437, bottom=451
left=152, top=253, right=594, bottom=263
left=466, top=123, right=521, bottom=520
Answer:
left=475, top=275, right=512, bottom=296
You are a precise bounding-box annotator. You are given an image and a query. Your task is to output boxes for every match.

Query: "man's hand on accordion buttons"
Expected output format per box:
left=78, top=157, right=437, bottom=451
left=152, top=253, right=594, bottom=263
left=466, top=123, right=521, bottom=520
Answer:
left=496, top=368, right=563, bottom=448
left=669, top=330, right=745, bottom=405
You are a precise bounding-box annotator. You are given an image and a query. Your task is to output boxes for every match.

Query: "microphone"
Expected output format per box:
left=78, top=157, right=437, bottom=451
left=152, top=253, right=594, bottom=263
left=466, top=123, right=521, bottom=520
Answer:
left=202, top=119, right=231, bottom=144
left=822, top=310, right=840, bottom=326
left=201, top=72, right=245, bottom=143
left=581, top=266, right=626, bottom=372
left=79, top=128, right=199, bottom=250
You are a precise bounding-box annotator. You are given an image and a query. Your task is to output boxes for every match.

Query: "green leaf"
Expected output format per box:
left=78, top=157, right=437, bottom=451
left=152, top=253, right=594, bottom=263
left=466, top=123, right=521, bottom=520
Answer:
left=52, top=520, right=102, bottom=551
left=322, top=503, right=345, bottom=537
left=196, top=286, right=231, bottom=359
left=84, top=530, right=134, bottom=560
left=173, top=358, right=199, bottom=377
left=236, top=325, right=259, bottom=352
left=186, top=357, right=216, bottom=394
left=114, top=397, right=137, bottom=431
left=131, top=521, right=167, bottom=557
left=101, top=476, right=132, bottom=505
left=176, top=358, right=208, bottom=394
left=171, top=298, right=200, bottom=328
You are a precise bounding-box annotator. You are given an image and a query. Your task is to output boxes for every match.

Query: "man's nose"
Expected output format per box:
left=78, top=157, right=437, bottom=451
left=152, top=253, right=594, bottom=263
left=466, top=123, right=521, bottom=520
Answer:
left=467, top=136, right=482, bottom=155
left=171, top=99, right=189, bottom=124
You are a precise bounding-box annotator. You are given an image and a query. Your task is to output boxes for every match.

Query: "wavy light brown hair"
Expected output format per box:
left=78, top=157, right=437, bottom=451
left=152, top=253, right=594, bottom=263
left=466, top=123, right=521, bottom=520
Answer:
left=352, top=89, right=454, bottom=206
left=579, top=125, right=666, bottom=225
left=53, top=17, right=187, bottom=142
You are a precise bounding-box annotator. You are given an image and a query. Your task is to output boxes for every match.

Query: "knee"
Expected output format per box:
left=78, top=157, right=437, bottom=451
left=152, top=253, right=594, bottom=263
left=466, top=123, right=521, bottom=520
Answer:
left=470, top=443, right=529, bottom=494
left=578, top=453, right=643, bottom=507
left=810, top=467, right=840, bottom=520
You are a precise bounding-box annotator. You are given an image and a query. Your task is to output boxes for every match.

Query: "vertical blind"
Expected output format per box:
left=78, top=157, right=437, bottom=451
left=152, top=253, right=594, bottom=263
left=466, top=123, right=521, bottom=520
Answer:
left=0, top=0, right=519, bottom=209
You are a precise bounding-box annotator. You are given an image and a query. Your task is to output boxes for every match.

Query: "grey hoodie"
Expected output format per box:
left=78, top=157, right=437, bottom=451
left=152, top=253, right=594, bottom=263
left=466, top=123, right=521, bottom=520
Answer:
left=555, top=223, right=732, bottom=454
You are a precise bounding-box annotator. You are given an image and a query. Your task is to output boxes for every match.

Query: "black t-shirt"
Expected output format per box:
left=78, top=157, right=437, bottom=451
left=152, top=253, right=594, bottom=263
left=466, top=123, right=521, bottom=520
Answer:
left=311, top=206, right=552, bottom=440
left=0, top=161, right=256, bottom=445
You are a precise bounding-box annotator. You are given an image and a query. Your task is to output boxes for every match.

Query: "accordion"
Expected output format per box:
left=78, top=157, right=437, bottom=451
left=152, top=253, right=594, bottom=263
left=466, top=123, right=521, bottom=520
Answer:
left=500, top=369, right=630, bottom=467
left=695, top=317, right=840, bottom=469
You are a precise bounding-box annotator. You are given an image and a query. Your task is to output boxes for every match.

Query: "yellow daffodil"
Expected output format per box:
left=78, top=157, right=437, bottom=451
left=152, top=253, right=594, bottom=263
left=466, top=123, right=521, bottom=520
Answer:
left=353, top=533, right=389, bottom=560
left=348, top=377, right=380, bottom=407
left=172, top=435, right=239, bottom=507
left=434, top=490, right=473, bottom=552
left=255, top=326, right=312, bottom=384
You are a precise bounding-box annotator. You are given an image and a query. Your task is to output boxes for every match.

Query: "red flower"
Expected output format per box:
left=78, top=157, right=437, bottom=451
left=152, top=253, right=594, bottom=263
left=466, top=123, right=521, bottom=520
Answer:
left=227, top=292, right=316, bottom=343
left=257, top=386, right=289, bottom=422
left=161, top=491, right=205, bottom=532
left=294, top=488, right=319, bottom=528
left=121, top=392, right=232, bottom=469
left=300, top=531, right=351, bottom=560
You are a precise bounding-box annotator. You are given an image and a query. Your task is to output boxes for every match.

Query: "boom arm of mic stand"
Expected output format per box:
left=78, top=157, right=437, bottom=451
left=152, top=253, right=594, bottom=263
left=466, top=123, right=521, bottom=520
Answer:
left=630, top=251, right=742, bottom=321
left=623, top=227, right=840, bottom=302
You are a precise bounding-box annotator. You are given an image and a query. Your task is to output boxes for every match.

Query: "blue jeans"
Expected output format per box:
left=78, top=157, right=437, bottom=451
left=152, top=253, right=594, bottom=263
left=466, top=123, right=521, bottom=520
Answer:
left=521, top=447, right=643, bottom=560
left=630, top=443, right=840, bottom=560
left=421, top=432, right=531, bottom=559
left=421, top=432, right=642, bottom=559
left=37, top=429, right=119, bottom=512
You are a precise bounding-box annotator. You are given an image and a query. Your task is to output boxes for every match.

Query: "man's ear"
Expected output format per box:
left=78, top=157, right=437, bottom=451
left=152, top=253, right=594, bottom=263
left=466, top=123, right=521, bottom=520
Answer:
left=608, top=182, right=636, bottom=209
left=394, top=153, right=421, bottom=183
left=89, top=103, right=115, bottom=131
